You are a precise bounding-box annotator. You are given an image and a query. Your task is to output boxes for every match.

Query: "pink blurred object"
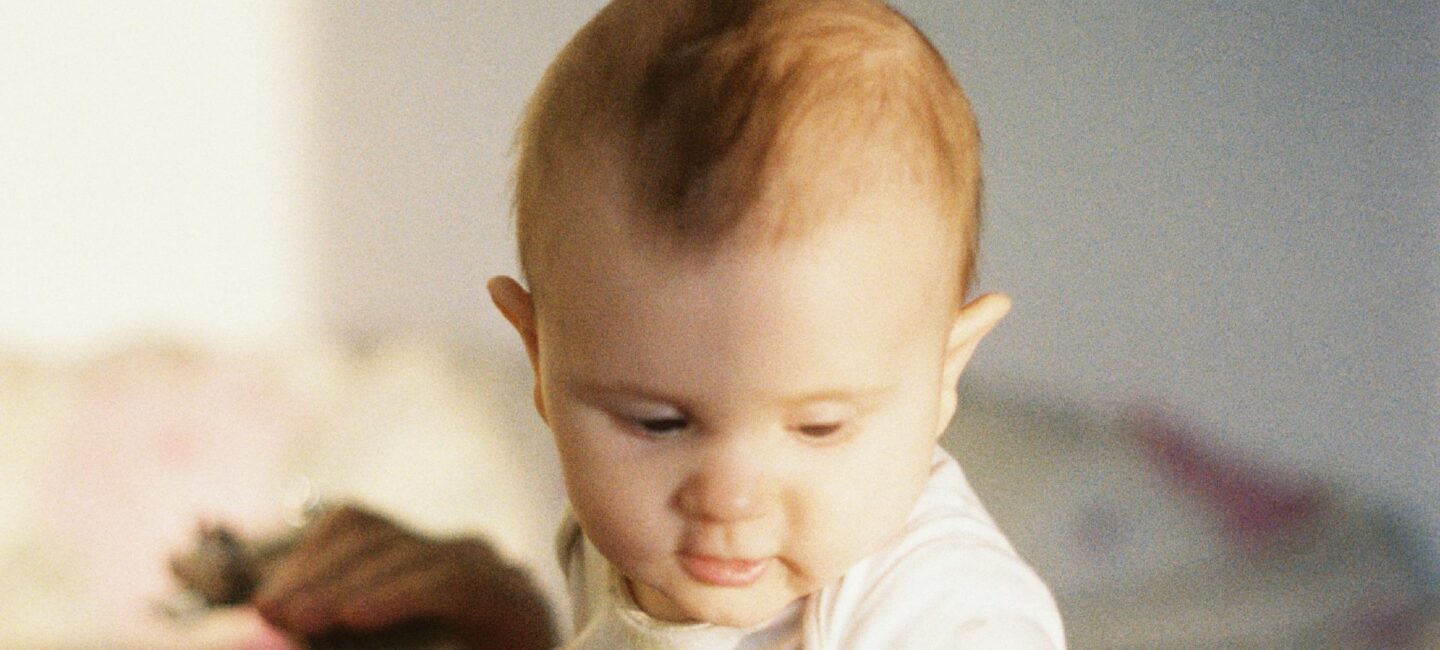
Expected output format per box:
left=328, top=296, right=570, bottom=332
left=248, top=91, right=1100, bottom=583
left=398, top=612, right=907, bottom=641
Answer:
left=41, top=345, right=312, bottom=634
left=1129, top=408, right=1327, bottom=549
left=241, top=617, right=303, bottom=650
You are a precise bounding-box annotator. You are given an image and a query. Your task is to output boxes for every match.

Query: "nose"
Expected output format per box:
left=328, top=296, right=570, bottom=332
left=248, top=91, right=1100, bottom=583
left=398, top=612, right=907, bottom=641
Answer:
left=675, top=445, right=772, bottom=523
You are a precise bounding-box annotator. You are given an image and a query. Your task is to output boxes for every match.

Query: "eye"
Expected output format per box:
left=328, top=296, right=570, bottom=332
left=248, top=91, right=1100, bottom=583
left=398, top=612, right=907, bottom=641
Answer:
left=796, top=422, right=844, bottom=438
left=635, top=417, right=688, bottom=435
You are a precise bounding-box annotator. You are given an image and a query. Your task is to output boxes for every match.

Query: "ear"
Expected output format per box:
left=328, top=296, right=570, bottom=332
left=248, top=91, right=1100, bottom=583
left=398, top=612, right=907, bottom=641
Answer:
left=487, top=276, right=548, bottom=423
left=934, top=292, right=1011, bottom=438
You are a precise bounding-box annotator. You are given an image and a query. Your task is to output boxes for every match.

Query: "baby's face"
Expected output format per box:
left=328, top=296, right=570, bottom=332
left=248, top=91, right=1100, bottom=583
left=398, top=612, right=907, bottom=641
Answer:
left=493, top=185, right=1001, bottom=627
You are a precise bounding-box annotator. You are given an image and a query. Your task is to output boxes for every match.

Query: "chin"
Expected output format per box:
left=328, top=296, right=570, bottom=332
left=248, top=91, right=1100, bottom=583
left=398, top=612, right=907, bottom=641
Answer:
left=681, top=592, right=796, bottom=628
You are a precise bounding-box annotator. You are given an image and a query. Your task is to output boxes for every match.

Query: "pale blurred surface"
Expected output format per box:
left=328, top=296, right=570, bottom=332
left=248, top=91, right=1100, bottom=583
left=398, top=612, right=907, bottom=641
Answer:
left=0, top=2, right=311, bottom=357
left=0, top=1, right=1435, bottom=648
left=0, top=339, right=567, bottom=648
left=0, top=342, right=1433, bottom=647
left=946, top=385, right=1437, bottom=647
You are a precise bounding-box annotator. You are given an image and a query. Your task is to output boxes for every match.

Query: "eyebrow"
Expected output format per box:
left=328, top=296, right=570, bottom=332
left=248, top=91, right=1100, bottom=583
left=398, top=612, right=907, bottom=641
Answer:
left=776, top=387, right=895, bottom=414
left=567, top=377, right=895, bottom=410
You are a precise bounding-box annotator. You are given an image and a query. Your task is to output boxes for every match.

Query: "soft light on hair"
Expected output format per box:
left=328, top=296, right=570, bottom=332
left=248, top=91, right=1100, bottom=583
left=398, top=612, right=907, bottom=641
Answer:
left=514, top=0, right=982, bottom=298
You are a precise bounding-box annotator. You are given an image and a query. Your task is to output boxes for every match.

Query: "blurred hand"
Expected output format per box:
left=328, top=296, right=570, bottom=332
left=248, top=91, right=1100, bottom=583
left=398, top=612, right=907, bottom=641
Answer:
left=251, top=504, right=557, bottom=650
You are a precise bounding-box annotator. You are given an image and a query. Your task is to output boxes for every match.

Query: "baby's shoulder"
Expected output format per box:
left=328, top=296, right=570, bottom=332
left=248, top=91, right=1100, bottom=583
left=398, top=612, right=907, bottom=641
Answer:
left=805, top=452, right=1065, bottom=648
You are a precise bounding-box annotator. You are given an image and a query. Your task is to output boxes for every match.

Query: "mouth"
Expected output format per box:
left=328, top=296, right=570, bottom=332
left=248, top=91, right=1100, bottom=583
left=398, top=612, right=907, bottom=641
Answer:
left=680, top=554, right=771, bottom=587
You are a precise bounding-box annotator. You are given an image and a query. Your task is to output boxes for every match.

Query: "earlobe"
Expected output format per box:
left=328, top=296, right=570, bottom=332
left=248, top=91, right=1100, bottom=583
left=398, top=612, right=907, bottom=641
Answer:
left=935, top=293, right=1011, bottom=436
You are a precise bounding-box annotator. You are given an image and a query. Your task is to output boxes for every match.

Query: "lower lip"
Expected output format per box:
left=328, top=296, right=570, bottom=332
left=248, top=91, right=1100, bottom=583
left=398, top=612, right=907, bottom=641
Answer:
left=681, top=554, right=770, bottom=587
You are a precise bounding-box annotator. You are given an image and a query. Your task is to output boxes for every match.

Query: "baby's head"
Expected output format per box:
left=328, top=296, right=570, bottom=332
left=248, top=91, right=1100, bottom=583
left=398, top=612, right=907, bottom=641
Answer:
left=490, top=0, right=1009, bottom=627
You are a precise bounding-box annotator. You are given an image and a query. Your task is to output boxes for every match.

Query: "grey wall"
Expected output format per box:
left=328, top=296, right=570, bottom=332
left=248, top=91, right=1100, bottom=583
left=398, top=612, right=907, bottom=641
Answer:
left=306, top=2, right=1438, bottom=562
left=305, top=1, right=596, bottom=343
left=902, top=1, right=1438, bottom=555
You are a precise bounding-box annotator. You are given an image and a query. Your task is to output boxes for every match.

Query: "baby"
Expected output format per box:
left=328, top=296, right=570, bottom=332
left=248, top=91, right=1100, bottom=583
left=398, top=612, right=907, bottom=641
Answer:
left=486, top=0, right=1065, bottom=646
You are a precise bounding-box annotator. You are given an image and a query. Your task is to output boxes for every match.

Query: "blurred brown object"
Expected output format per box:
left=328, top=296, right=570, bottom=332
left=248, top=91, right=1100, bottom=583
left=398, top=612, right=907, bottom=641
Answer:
left=168, top=504, right=558, bottom=650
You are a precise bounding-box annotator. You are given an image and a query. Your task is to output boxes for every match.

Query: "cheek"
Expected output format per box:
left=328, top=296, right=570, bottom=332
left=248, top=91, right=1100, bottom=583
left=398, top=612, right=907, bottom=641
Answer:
left=806, top=459, right=925, bottom=565
left=793, top=406, right=936, bottom=576
left=551, top=410, right=678, bottom=564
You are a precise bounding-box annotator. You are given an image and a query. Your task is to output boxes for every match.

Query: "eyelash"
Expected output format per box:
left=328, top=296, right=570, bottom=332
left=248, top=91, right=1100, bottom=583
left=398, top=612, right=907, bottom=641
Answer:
left=796, top=423, right=844, bottom=438
left=634, top=417, right=688, bottom=436
left=622, top=416, right=847, bottom=439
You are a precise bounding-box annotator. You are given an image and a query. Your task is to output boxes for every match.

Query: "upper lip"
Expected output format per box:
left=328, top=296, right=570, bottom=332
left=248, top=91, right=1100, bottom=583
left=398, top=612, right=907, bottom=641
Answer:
left=681, top=548, right=769, bottom=561
left=680, top=531, right=773, bottom=560
left=683, top=553, right=766, bottom=562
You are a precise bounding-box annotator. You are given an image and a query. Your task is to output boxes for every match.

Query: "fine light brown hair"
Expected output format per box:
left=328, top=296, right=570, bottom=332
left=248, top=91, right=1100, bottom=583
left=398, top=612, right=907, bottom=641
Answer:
left=514, top=0, right=982, bottom=297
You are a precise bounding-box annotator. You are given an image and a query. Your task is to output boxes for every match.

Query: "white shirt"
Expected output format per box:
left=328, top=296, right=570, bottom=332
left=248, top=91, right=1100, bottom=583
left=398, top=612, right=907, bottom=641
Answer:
left=556, top=448, right=1065, bottom=649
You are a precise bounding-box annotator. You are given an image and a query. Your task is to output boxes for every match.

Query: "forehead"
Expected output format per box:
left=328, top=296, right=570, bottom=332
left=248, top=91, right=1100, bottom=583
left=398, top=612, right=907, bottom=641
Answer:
left=522, top=110, right=966, bottom=293
left=533, top=186, right=954, bottom=401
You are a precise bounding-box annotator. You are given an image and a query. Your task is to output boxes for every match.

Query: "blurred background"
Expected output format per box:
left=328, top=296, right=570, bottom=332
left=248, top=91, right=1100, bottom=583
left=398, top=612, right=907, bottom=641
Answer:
left=1, top=1, right=1435, bottom=647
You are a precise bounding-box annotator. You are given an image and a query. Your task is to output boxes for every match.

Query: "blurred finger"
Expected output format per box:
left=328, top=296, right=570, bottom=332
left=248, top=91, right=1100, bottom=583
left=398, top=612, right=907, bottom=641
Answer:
left=335, top=561, right=456, bottom=631
left=310, top=538, right=435, bottom=616
left=257, top=505, right=402, bottom=597
left=253, top=507, right=407, bottom=630
left=337, top=537, right=435, bottom=589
